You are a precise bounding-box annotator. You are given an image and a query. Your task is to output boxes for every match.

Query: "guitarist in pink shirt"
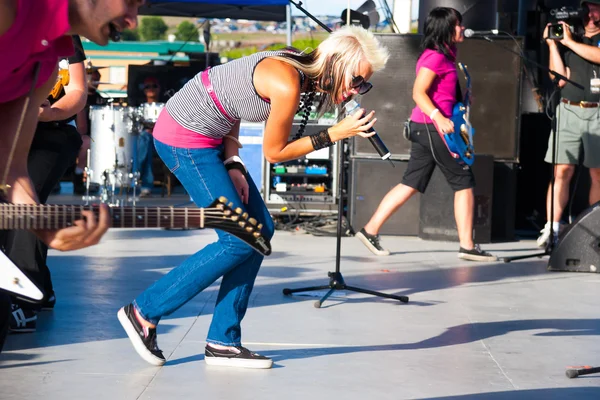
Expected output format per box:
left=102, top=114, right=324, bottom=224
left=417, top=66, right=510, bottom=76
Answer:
left=356, top=7, right=496, bottom=262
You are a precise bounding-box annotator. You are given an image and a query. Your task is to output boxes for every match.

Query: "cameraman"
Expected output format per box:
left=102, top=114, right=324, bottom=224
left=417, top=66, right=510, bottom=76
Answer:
left=539, top=0, right=600, bottom=247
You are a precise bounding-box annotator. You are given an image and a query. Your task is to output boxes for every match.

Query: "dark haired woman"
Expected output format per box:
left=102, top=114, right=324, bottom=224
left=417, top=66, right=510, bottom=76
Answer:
left=356, top=7, right=496, bottom=262
left=118, top=26, right=390, bottom=369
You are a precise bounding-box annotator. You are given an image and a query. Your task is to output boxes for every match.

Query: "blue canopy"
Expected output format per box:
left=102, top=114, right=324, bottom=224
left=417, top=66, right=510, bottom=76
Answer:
left=141, top=0, right=288, bottom=21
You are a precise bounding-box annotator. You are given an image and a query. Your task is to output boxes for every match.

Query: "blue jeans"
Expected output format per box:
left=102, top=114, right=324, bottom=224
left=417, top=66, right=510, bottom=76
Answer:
left=133, top=139, right=274, bottom=346
left=133, top=130, right=154, bottom=190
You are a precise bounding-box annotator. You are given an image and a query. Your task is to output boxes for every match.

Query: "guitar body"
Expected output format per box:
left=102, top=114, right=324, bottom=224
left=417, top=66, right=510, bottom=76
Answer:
left=0, top=250, right=44, bottom=301
left=443, top=101, right=475, bottom=166
left=436, top=63, right=476, bottom=166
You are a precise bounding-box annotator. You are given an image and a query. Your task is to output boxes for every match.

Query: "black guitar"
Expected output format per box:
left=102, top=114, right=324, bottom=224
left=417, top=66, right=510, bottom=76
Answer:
left=0, top=196, right=272, bottom=256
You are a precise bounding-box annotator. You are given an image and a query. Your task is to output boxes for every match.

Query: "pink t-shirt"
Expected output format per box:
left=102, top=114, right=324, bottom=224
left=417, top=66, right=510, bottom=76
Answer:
left=153, top=108, right=223, bottom=149
left=410, top=48, right=458, bottom=124
left=0, top=0, right=74, bottom=104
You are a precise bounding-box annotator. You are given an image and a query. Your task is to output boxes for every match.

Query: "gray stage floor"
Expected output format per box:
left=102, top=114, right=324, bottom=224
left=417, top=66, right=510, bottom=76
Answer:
left=1, top=192, right=599, bottom=399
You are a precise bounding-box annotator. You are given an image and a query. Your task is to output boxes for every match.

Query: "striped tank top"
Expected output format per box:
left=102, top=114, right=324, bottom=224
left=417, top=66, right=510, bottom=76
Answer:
left=165, top=50, right=297, bottom=139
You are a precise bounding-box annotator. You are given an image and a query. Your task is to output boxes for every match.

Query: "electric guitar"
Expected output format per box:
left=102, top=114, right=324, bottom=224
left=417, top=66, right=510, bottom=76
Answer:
left=49, top=69, right=70, bottom=99
left=0, top=197, right=272, bottom=300
left=0, top=196, right=271, bottom=256
left=436, top=63, right=475, bottom=166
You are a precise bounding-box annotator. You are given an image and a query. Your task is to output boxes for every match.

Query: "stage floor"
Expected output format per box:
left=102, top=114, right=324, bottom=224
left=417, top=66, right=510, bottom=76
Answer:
left=1, top=191, right=599, bottom=399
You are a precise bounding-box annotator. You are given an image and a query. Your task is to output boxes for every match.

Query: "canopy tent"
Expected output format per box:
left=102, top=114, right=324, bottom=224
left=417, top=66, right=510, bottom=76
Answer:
left=140, top=0, right=289, bottom=21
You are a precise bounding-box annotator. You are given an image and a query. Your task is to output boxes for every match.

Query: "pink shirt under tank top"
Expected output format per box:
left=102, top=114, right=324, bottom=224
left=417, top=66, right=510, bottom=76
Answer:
left=153, top=108, right=223, bottom=148
left=410, top=47, right=458, bottom=124
left=0, top=0, right=74, bottom=103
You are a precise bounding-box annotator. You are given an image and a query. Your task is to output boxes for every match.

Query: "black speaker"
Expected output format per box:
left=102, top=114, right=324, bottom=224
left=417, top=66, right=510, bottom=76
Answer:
left=492, top=162, right=517, bottom=241
left=548, top=202, right=600, bottom=273
left=127, top=65, right=204, bottom=107
left=357, top=34, right=523, bottom=161
left=348, top=158, right=420, bottom=236
left=419, top=154, right=494, bottom=243
left=418, top=0, right=498, bottom=33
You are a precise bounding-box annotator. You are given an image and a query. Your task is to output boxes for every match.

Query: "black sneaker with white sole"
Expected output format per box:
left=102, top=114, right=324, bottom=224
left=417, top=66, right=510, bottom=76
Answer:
left=9, top=304, right=37, bottom=333
left=356, top=228, right=390, bottom=256
left=118, top=304, right=165, bottom=366
left=205, top=344, right=273, bottom=369
left=458, top=244, right=497, bottom=262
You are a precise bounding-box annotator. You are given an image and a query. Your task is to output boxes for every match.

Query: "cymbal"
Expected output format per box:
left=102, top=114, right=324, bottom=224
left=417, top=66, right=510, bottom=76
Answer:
left=86, top=66, right=107, bottom=72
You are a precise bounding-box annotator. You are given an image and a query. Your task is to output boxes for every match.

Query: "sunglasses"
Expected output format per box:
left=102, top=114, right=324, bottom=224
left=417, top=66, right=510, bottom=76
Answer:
left=144, top=84, right=159, bottom=90
left=350, top=75, right=373, bottom=95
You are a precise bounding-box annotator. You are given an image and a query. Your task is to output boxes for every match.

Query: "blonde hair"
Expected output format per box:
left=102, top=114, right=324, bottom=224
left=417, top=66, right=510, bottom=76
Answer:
left=272, top=26, right=390, bottom=113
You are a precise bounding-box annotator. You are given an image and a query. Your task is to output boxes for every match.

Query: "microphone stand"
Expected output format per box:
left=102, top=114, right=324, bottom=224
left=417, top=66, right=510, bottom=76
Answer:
left=472, top=35, right=583, bottom=263
left=282, top=0, right=409, bottom=307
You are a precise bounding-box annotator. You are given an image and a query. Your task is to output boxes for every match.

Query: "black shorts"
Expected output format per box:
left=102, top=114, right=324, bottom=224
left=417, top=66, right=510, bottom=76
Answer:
left=401, top=122, right=475, bottom=193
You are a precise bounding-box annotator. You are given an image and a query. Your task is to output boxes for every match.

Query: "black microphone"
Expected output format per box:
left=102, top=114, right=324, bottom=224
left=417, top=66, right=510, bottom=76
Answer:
left=109, top=24, right=121, bottom=42
left=464, top=28, right=499, bottom=38
left=344, top=100, right=394, bottom=167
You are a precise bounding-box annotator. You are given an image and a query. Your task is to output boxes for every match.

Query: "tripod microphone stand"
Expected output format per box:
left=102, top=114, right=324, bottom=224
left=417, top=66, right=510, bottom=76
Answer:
left=469, top=35, right=583, bottom=263
left=282, top=139, right=409, bottom=308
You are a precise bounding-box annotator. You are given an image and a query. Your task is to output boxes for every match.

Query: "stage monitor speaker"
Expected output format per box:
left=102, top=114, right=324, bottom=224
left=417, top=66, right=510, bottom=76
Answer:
left=356, top=34, right=522, bottom=161
left=418, top=0, right=498, bottom=33
left=348, top=158, right=420, bottom=236
left=548, top=202, right=600, bottom=273
left=419, top=155, right=494, bottom=243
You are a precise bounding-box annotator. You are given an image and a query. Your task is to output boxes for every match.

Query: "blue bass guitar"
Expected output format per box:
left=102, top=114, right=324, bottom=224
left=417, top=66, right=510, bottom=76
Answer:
left=438, top=63, right=475, bottom=166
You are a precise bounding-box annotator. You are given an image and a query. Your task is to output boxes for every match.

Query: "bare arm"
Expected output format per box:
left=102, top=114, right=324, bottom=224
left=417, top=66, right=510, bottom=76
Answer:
left=256, top=59, right=376, bottom=164
left=39, top=61, right=87, bottom=122
left=0, top=0, right=17, bottom=37
left=223, top=120, right=241, bottom=160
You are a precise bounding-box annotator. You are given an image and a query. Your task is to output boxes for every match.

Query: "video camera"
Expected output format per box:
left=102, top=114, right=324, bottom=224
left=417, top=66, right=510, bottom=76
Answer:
left=547, top=6, right=588, bottom=40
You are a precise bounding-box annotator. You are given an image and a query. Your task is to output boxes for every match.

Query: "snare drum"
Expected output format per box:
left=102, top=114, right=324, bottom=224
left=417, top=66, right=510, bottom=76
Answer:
left=89, top=105, right=136, bottom=186
left=141, top=102, right=165, bottom=123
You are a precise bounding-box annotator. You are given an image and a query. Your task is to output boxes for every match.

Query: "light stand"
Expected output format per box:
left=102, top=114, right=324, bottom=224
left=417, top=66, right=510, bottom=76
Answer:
left=470, top=35, right=583, bottom=263
left=282, top=139, right=409, bottom=307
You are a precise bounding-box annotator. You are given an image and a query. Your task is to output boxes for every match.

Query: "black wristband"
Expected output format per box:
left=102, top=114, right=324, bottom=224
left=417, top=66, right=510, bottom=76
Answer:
left=225, top=161, right=247, bottom=174
left=310, top=129, right=333, bottom=150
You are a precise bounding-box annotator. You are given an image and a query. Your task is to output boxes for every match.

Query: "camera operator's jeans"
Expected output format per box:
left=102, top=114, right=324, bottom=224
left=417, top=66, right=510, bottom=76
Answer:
left=133, top=139, right=274, bottom=346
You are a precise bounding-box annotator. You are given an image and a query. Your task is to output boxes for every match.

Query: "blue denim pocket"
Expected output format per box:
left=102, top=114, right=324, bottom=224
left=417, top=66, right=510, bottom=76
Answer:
left=154, top=139, right=180, bottom=173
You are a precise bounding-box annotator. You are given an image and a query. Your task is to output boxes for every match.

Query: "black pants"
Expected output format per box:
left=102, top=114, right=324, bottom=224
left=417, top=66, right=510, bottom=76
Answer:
left=402, top=122, right=475, bottom=193
left=4, top=123, right=82, bottom=309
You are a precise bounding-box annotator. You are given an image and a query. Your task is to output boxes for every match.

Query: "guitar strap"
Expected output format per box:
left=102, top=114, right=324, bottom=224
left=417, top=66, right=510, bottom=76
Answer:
left=0, top=62, right=41, bottom=198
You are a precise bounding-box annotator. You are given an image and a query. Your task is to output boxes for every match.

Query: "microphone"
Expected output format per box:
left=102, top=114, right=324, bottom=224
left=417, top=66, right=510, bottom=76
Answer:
left=464, top=29, right=499, bottom=38
left=344, top=100, right=394, bottom=167
left=109, top=24, right=121, bottom=42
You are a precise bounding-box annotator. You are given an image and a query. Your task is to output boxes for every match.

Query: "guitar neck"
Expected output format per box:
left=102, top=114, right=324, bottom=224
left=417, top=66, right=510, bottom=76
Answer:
left=0, top=204, right=206, bottom=230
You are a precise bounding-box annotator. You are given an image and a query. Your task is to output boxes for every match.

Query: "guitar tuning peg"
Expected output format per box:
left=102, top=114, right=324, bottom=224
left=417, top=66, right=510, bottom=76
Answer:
left=223, top=209, right=232, bottom=216
left=218, top=196, right=228, bottom=204
left=234, top=207, right=243, bottom=214
left=228, top=202, right=234, bottom=208
left=248, top=218, right=257, bottom=226
left=257, top=223, right=263, bottom=231
left=238, top=220, right=247, bottom=228
left=252, top=232, right=262, bottom=238
left=245, top=226, right=254, bottom=233
left=241, top=212, right=249, bottom=220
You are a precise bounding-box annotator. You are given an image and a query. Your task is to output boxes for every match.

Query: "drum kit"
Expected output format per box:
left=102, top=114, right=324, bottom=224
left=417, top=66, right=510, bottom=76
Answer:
left=83, top=101, right=165, bottom=206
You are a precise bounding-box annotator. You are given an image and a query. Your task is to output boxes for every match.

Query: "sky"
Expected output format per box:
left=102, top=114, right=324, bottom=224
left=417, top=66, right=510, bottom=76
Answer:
left=291, top=0, right=419, bottom=18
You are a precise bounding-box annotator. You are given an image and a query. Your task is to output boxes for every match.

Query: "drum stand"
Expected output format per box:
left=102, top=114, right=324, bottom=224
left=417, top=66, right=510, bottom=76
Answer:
left=82, top=149, right=96, bottom=205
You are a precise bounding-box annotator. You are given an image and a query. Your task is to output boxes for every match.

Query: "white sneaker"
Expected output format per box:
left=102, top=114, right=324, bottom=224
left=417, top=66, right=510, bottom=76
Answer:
left=537, top=222, right=559, bottom=248
left=356, top=228, right=390, bottom=256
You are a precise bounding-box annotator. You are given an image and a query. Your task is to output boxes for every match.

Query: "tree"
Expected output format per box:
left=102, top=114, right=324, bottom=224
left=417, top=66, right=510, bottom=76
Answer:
left=121, top=28, right=140, bottom=41
left=139, top=17, right=168, bottom=41
left=175, top=21, right=199, bottom=42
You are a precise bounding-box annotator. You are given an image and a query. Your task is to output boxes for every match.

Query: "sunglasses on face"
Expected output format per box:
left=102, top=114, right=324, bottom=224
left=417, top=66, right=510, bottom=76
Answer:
left=350, top=75, right=373, bottom=95
left=144, top=84, right=158, bottom=90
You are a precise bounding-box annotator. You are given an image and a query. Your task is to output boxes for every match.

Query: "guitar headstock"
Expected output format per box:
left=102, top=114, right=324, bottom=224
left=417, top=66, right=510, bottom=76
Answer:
left=458, top=63, right=471, bottom=88
left=206, top=197, right=272, bottom=256
left=49, top=69, right=70, bottom=99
